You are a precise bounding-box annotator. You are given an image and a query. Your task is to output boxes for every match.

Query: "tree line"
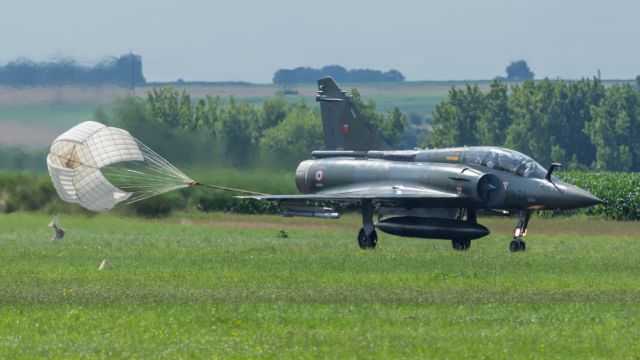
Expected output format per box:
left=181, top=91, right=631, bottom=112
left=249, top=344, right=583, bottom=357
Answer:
left=427, top=79, right=640, bottom=171
left=100, top=87, right=406, bottom=169
left=0, top=54, right=145, bottom=86
left=273, top=65, right=405, bottom=84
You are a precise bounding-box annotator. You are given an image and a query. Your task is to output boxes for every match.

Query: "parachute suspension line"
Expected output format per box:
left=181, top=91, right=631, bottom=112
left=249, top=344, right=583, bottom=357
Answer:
left=189, top=182, right=268, bottom=196
left=132, top=139, right=267, bottom=197
left=136, top=140, right=189, bottom=180
left=100, top=139, right=195, bottom=204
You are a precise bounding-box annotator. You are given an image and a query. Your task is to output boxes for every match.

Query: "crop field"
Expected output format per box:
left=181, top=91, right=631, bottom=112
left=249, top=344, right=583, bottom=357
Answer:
left=1, top=212, right=640, bottom=358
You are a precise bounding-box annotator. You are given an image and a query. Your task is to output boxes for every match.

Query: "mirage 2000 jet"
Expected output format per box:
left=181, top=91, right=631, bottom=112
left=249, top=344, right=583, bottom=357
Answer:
left=242, top=77, right=602, bottom=252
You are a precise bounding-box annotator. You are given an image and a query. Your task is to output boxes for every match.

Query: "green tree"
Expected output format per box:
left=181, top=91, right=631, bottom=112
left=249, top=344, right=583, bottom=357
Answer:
left=349, top=89, right=406, bottom=147
left=556, top=79, right=603, bottom=167
left=110, top=96, right=192, bottom=162
left=349, top=88, right=386, bottom=134
left=382, top=107, right=408, bottom=146
left=215, top=97, right=259, bottom=167
left=421, top=77, right=636, bottom=171
left=505, top=80, right=566, bottom=165
left=477, top=80, right=510, bottom=145
left=194, top=95, right=222, bottom=136
left=505, top=60, right=534, bottom=81
left=260, top=103, right=323, bottom=168
left=585, top=85, right=640, bottom=171
left=145, top=87, right=194, bottom=130
left=260, top=95, right=289, bottom=131
left=427, top=85, right=484, bottom=148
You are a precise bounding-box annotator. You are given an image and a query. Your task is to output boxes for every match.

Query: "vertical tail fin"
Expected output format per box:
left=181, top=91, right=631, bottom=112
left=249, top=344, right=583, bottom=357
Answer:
left=316, top=77, right=389, bottom=150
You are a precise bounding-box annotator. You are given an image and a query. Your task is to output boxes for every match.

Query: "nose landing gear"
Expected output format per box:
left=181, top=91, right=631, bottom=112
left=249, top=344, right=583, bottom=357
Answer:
left=510, top=210, right=531, bottom=252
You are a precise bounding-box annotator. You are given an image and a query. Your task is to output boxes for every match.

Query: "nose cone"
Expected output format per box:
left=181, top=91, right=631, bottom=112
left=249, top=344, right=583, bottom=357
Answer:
left=563, top=185, right=603, bottom=209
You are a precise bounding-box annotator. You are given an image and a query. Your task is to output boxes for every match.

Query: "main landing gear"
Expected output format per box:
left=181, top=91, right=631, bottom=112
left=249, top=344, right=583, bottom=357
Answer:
left=450, top=208, right=476, bottom=251
left=510, top=210, right=531, bottom=252
left=451, top=238, right=471, bottom=250
left=358, top=227, right=377, bottom=249
left=358, top=199, right=377, bottom=249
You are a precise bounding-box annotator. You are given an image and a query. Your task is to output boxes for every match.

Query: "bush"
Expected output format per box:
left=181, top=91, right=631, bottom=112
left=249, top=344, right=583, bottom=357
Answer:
left=0, top=173, right=57, bottom=213
left=130, top=197, right=176, bottom=217
left=188, top=191, right=279, bottom=214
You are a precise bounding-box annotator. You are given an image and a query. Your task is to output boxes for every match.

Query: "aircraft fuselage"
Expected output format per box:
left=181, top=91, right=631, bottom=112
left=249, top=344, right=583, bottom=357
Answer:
left=298, top=147, right=601, bottom=212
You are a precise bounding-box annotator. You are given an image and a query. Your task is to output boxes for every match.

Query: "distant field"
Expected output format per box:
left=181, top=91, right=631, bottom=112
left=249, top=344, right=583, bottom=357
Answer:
left=0, top=82, right=457, bottom=147
left=147, top=81, right=471, bottom=116
left=1, top=212, right=640, bottom=358
left=3, top=78, right=629, bottom=147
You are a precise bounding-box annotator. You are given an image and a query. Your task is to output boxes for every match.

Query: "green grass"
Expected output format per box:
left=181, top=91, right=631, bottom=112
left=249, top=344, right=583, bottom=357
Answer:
left=1, top=213, right=640, bottom=358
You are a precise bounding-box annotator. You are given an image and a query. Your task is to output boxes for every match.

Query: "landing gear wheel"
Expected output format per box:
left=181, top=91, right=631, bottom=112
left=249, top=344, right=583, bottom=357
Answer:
left=509, top=239, right=526, bottom=252
left=509, top=240, right=519, bottom=252
left=357, top=228, right=377, bottom=249
left=452, top=238, right=471, bottom=251
left=509, top=210, right=531, bottom=252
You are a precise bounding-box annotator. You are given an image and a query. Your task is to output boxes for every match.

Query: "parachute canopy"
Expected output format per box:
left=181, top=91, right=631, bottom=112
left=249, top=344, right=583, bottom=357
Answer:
left=47, top=121, right=192, bottom=212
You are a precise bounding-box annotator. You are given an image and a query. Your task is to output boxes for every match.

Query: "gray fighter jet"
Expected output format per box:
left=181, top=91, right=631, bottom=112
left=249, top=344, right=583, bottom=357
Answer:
left=244, top=77, right=602, bottom=252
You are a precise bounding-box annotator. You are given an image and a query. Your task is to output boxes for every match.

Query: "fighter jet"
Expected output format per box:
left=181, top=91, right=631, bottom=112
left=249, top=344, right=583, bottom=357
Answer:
left=243, top=77, right=602, bottom=252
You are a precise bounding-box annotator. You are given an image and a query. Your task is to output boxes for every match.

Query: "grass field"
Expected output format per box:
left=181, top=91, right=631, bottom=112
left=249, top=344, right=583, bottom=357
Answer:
left=1, top=212, right=640, bottom=358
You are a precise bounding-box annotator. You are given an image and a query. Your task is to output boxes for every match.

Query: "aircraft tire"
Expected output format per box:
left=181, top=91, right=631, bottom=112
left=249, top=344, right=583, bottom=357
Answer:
left=452, top=239, right=471, bottom=251
left=509, top=240, right=526, bottom=252
left=357, top=227, right=377, bottom=249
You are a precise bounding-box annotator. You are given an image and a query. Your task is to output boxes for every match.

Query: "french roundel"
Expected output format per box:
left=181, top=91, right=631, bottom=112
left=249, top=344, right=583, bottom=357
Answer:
left=315, top=169, right=324, bottom=182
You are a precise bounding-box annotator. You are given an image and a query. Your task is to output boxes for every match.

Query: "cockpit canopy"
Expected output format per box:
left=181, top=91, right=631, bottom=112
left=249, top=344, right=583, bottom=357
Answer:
left=417, top=147, right=548, bottom=178
left=464, top=147, right=547, bottom=178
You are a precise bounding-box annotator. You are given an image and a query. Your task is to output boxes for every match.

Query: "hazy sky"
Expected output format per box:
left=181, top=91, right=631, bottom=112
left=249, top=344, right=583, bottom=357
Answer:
left=2, top=0, right=638, bottom=83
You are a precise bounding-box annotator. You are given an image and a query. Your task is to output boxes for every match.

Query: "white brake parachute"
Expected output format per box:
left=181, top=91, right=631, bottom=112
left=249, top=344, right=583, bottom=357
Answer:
left=47, top=121, right=193, bottom=212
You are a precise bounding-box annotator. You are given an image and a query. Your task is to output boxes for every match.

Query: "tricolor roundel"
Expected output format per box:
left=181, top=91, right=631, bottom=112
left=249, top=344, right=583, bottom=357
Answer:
left=314, top=168, right=325, bottom=186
